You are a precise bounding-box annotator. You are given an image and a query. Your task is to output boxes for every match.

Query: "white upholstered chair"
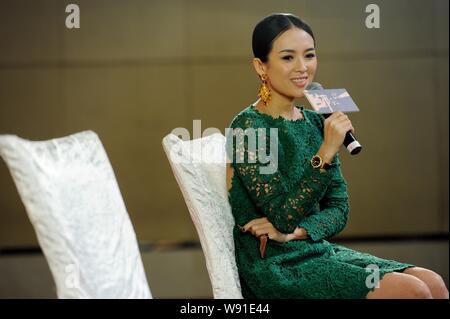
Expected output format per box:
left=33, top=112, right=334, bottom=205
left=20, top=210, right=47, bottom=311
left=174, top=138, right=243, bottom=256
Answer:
left=0, top=131, right=151, bottom=299
left=162, top=132, right=243, bottom=299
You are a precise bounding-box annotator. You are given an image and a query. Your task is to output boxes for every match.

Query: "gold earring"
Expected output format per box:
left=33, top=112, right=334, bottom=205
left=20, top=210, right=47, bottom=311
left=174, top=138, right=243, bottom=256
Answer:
left=258, top=74, right=271, bottom=106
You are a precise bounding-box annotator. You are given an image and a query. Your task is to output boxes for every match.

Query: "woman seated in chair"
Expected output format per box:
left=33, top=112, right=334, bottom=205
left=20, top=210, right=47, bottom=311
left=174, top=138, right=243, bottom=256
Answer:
left=225, top=13, right=448, bottom=299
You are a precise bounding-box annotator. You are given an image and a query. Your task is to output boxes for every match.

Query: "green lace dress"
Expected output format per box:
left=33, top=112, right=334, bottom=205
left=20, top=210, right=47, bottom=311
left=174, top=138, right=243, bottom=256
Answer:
left=226, top=104, right=414, bottom=299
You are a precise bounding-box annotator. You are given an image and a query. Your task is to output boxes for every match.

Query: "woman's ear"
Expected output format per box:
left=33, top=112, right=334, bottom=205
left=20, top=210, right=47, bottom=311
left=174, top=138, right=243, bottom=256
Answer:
left=252, top=58, right=267, bottom=78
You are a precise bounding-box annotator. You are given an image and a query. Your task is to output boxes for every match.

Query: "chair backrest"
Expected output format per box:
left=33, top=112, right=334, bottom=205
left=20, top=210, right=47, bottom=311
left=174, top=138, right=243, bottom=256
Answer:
left=162, top=132, right=243, bottom=299
left=0, top=131, right=151, bottom=299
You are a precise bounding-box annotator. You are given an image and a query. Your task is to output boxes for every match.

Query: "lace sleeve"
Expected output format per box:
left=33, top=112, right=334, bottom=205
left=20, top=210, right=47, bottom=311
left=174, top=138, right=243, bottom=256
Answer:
left=226, top=115, right=334, bottom=234
left=298, top=155, right=350, bottom=241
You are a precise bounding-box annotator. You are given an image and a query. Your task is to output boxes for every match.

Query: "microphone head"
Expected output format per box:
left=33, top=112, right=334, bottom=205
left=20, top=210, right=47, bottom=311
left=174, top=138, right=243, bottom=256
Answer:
left=306, top=82, right=324, bottom=90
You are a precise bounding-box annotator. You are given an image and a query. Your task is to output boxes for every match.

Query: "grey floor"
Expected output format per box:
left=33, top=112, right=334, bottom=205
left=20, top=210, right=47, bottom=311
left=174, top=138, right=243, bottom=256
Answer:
left=0, top=240, right=448, bottom=298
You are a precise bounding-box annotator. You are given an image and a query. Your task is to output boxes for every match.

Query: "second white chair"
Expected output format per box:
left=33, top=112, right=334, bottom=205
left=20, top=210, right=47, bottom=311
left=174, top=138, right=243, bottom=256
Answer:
left=0, top=131, right=152, bottom=298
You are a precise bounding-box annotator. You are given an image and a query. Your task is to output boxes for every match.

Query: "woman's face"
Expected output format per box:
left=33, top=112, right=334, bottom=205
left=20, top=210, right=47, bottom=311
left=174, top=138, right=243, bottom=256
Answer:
left=256, top=27, right=317, bottom=100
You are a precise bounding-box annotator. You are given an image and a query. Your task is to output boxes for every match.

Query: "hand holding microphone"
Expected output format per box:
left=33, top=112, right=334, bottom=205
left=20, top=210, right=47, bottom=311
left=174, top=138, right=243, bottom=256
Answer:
left=305, top=82, right=362, bottom=155
left=322, top=112, right=356, bottom=157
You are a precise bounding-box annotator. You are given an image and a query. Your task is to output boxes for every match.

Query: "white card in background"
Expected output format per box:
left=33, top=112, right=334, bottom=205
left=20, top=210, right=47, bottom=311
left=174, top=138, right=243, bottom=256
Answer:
left=304, top=88, right=360, bottom=114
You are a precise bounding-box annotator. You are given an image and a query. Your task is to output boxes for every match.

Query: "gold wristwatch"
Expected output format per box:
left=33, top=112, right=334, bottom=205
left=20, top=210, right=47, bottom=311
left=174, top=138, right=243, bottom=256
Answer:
left=311, top=155, right=331, bottom=171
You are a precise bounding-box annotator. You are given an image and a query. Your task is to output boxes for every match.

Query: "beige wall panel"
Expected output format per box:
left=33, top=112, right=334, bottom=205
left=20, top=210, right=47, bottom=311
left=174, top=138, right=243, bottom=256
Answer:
left=0, top=0, right=59, bottom=63
left=135, top=65, right=198, bottom=241
left=0, top=69, right=64, bottom=137
left=190, top=63, right=258, bottom=132
left=185, top=0, right=308, bottom=58
left=435, top=0, right=449, bottom=51
left=435, top=57, right=449, bottom=232
left=317, top=58, right=440, bottom=235
left=59, top=0, right=186, bottom=61
left=306, top=0, right=435, bottom=55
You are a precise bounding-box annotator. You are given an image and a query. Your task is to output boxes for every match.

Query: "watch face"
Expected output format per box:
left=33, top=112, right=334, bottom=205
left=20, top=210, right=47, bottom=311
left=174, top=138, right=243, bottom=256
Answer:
left=311, top=155, right=322, bottom=168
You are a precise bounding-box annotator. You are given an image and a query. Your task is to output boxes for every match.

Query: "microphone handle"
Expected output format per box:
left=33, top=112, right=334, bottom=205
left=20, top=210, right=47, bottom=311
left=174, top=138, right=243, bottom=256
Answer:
left=322, top=113, right=362, bottom=155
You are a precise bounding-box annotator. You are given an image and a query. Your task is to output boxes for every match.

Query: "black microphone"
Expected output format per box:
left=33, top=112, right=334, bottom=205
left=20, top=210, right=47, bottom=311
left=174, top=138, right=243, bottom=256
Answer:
left=305, top=82, right=362, bottom=155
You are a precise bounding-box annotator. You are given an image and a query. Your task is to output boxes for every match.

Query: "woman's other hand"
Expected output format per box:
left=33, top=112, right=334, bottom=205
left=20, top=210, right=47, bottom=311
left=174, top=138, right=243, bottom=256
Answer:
left=243, top=217, right=288, bottom=243
left=242, top=218, right=308, bottom=258
left=243, top=217, right=307, bottom=243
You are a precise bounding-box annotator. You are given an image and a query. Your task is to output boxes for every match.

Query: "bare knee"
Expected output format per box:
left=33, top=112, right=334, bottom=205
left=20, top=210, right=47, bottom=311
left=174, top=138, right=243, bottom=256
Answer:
left=423, top=272, right=449, bottom=299
left=404, top=267, right=449, bottom=299
left=419, top=270, right=449, bottom=298
left=408, top=278, right=433, bottom=299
